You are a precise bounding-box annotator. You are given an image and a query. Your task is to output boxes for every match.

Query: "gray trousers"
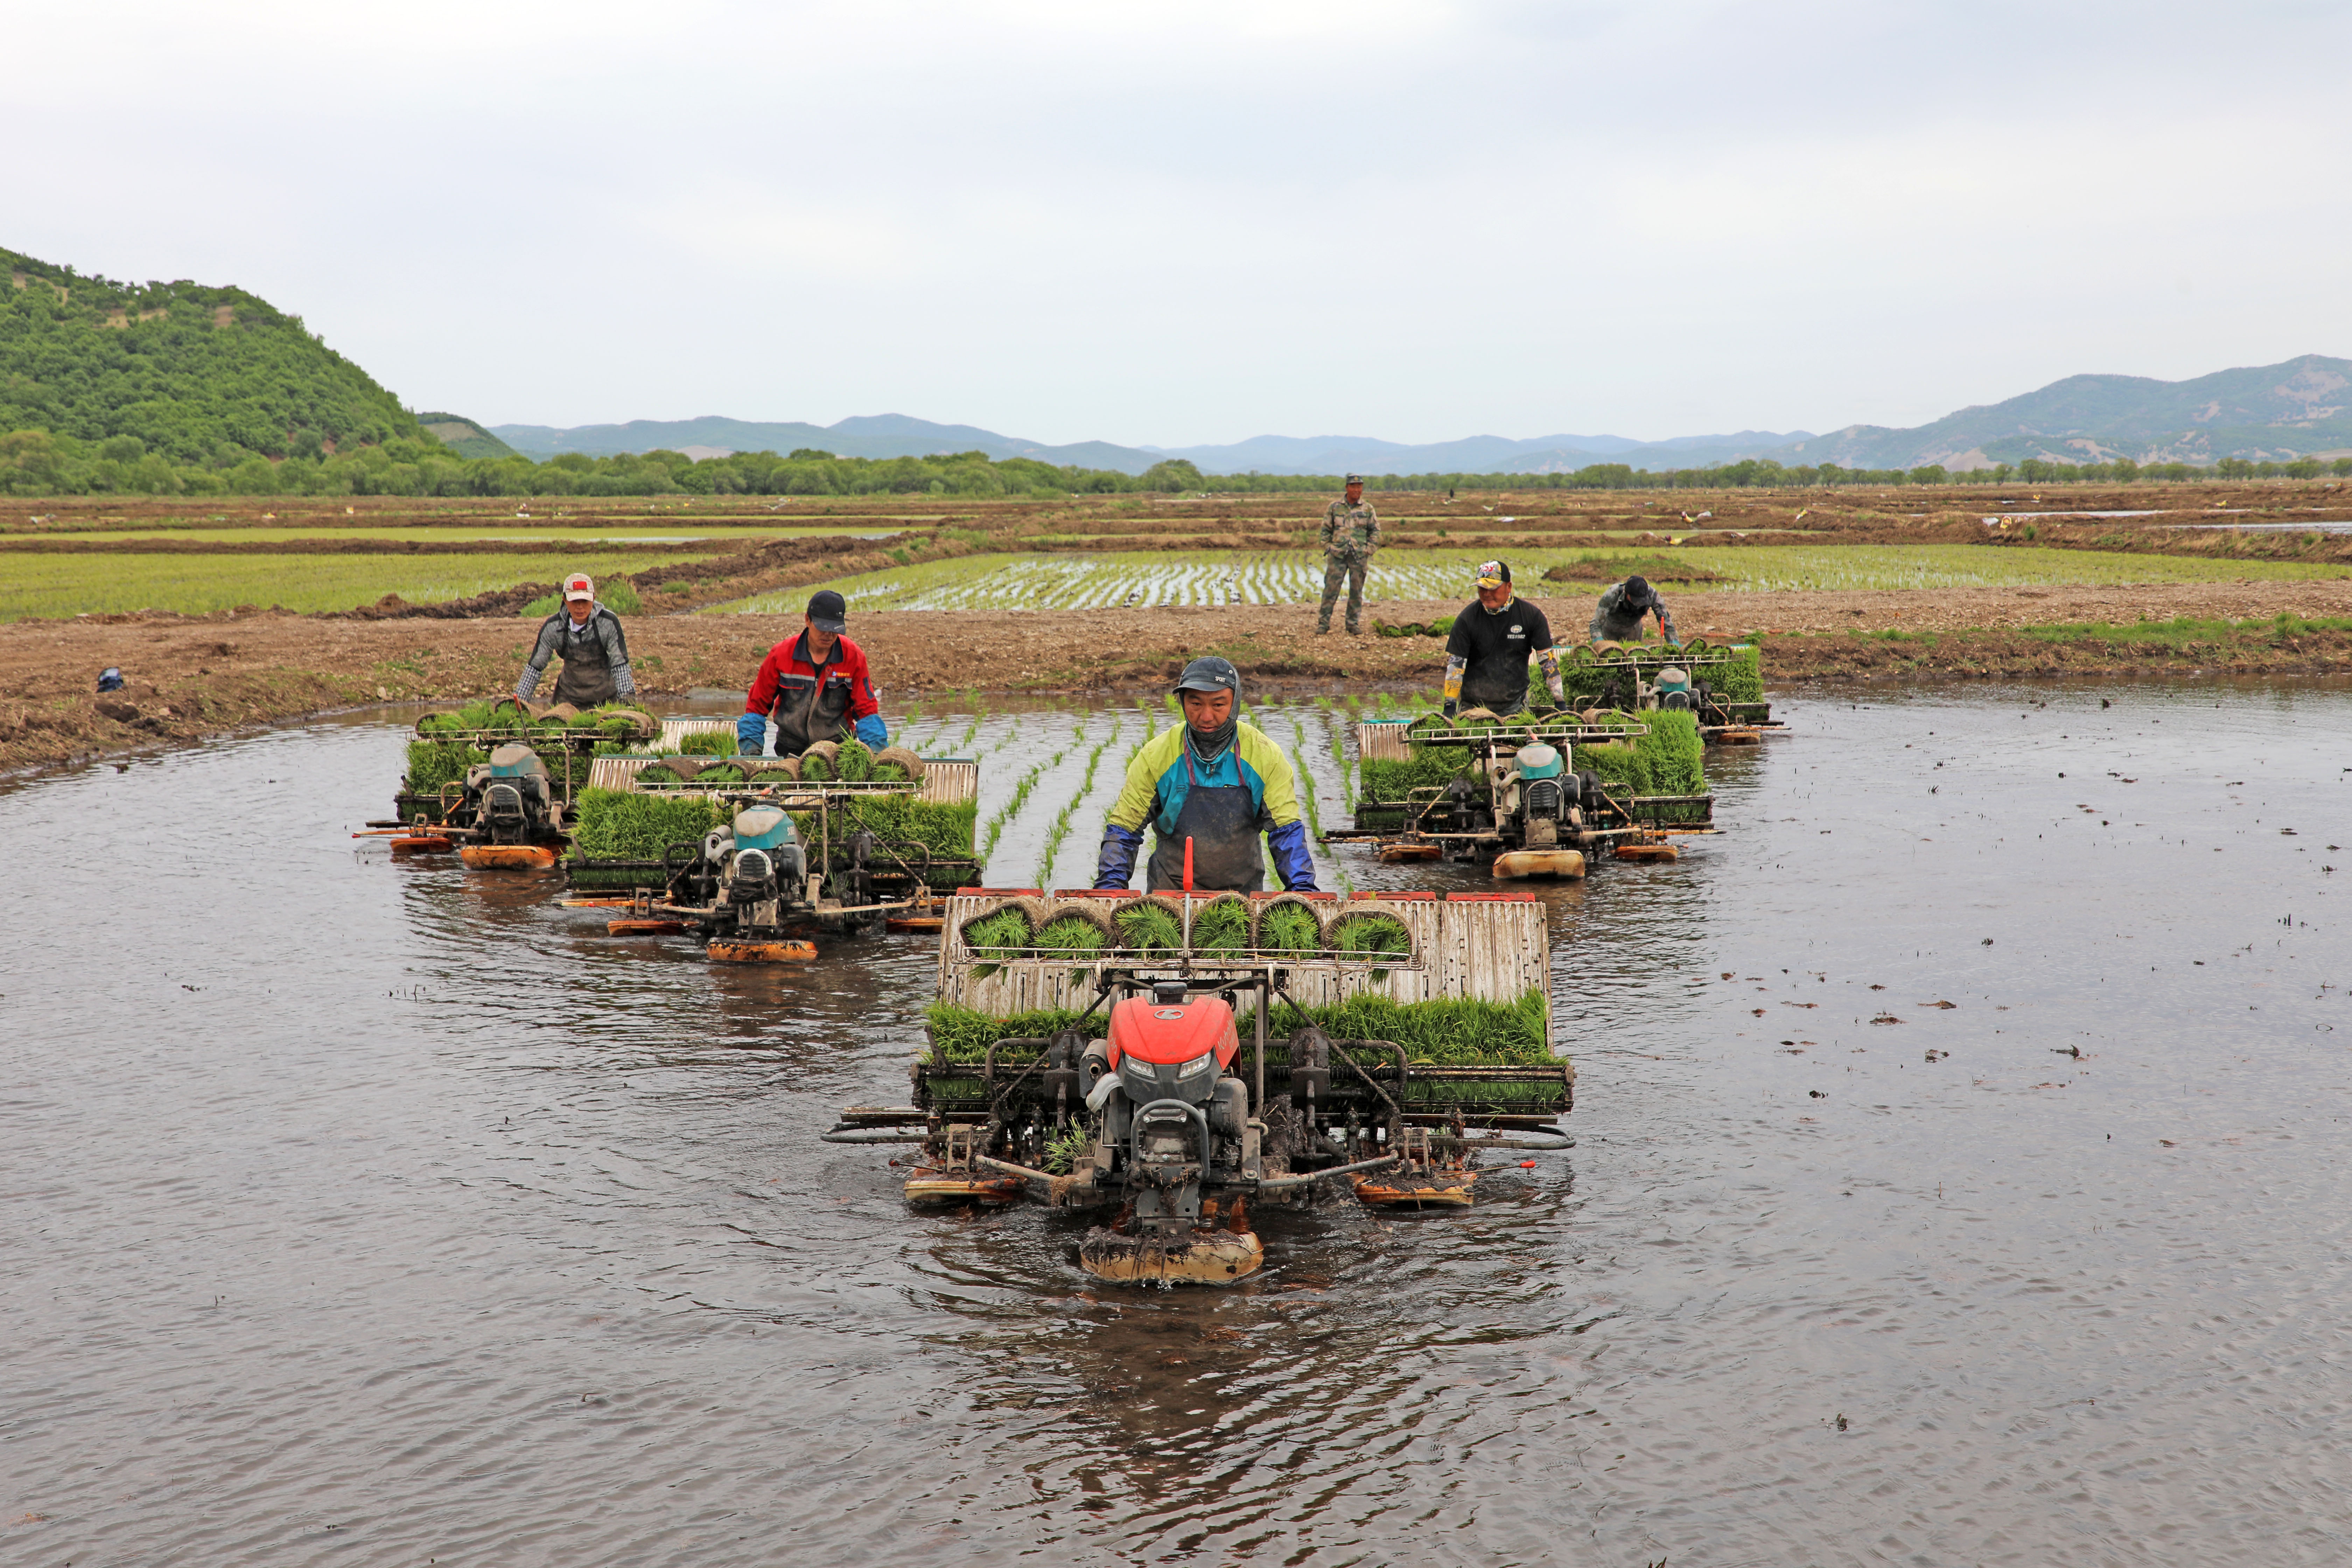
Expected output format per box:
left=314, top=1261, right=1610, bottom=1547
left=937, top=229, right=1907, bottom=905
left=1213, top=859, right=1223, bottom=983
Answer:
left=1319, top=555, right=1368, bottom=630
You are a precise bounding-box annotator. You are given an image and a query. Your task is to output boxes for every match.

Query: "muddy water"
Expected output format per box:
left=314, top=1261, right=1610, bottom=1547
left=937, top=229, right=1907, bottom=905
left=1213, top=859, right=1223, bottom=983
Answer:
left=5, top=684, right=2348, bottom=1566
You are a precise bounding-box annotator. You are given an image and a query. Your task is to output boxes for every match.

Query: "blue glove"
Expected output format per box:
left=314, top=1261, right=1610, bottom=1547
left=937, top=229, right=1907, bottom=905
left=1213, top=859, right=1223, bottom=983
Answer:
left=1094, top=824, right=1143, bottom=889
left=855, top=714, right=888, bottom=749
left=735, top=713, right=769, bottom=756
left=1267, top=820, right=1318, bottom=891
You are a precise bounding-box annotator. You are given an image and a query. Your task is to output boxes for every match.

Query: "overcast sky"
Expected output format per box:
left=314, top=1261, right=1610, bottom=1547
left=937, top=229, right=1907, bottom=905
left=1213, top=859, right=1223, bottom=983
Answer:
left=8, top=1, right=2347, bottom=447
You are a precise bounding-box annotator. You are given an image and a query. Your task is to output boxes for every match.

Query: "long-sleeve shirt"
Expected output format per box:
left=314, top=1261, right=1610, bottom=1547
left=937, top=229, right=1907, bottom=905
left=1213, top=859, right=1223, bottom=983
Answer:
left=1105, top=723, right=1302, bottom=839
left=1320, top=499, right=1381, bottom=559
left=1589, top=582, right=1676, bottom=644
left=516, top=604, right=635, bottom=699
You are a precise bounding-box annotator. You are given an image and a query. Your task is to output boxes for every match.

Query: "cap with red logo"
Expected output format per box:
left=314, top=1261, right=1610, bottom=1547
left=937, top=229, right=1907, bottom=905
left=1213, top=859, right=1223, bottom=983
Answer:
left=564, top=574, right=595, bottom=603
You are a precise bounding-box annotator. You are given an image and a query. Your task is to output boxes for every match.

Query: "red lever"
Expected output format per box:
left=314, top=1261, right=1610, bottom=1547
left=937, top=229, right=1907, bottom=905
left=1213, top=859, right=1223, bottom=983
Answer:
left=1184, top=836, right=1195, bottom=893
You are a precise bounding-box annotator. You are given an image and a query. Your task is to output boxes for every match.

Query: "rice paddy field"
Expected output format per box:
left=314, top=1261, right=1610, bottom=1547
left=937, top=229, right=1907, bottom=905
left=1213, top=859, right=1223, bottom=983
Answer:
left=0, top=549, right=714, bottom=619
left=4, top=526, right=907, bottom=544
left=713, top=544, right=2352, bottom=615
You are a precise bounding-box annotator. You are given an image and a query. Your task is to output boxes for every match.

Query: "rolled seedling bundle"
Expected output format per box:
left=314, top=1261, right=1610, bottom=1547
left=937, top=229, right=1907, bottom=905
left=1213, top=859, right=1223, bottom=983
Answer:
left=1252, top=893, right=1329, bottom=954
left=799, top=740, right=841, bottom=780
left=832, top=739, right=874, bottom=782
left=1404, top=711, right=1456, bottom=738
left=870, top=746, right=926, bottom=783
left=1323, top=910, right=1413, bottom=960
left=1031, top=901, right=1114, bottom=955
left=747, top=762, right=802, bottom=787
left=958, top=899, right=1037, bottom=959
left=1113, top=895, right=1187, bottom=954
left=1188, top=893, right=1252, bottom=954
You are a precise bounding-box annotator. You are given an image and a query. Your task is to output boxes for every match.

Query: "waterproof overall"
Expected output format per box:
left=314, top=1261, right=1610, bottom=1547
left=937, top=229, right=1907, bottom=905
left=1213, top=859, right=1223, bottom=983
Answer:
left=549, top=612, right=621, bottom=707
left=1145, top=750, right=1266, bottom=894
left=766, top=645, right=855, bottom=757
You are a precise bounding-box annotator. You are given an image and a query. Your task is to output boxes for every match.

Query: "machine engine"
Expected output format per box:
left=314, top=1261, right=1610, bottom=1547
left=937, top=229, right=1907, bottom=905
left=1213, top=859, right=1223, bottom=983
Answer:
left=713, top=805, right=809, bottom=914
left=463, top=743, right=557, bottom=844
left=1084, top=981, right=1255, bottom=1227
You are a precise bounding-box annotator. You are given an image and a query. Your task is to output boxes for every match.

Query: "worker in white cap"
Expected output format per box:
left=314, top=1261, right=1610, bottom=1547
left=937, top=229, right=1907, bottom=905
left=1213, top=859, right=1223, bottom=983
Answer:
left=517, top=571, right=636, bottom=706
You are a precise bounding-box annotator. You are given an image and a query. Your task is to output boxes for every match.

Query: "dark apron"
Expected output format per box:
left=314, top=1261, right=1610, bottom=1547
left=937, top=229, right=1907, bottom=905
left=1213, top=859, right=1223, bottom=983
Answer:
left=549, top=614, right=619, bottom=708
left=769, top=659, right=853, bottom=757
left=1146, top=750, right=1265, bottom=894
left=1461, top=660, right=1530, bottom=716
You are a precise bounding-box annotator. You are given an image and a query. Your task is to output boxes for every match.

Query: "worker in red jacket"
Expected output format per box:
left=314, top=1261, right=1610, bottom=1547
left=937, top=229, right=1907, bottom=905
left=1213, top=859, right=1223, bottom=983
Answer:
left=736, top=590, right=889, bottom=757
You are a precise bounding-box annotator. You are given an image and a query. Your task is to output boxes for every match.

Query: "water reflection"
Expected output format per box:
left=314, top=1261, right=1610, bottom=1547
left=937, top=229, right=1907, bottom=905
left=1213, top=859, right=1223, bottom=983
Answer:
left=4, top=682, right=2348, bottom=1565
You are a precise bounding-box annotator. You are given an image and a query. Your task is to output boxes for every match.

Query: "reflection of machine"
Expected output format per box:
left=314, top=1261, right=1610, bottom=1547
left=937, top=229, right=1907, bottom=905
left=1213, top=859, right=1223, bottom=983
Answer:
left=1339, top=716, right=1715, bottom=877
left=827, top=893, right=1575, bottom=1286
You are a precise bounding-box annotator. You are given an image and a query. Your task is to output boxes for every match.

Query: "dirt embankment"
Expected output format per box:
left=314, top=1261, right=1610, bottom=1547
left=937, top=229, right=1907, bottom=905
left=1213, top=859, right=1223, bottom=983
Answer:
left=7, top=578, right=2351, bottom=777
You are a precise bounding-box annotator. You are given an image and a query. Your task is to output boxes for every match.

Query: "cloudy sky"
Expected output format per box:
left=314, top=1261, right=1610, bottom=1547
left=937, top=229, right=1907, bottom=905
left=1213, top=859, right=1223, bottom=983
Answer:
left=8, top=1, right=2347, bottom=446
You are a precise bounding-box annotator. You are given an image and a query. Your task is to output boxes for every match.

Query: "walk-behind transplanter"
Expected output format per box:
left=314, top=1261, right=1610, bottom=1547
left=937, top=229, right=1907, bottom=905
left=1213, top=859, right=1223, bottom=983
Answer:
left=558, top=725, right=981, bottom=960
left=1335, top=708, right=1718, bottom=876
left=361, top=698, right=661, bottom=869
left=825, top=888, right=1574, bottom=1284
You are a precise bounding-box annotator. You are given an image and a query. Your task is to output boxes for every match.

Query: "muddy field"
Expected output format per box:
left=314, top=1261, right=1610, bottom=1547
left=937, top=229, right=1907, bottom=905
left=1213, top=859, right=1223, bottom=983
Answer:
left=6, top=578, right=2352, bottom=776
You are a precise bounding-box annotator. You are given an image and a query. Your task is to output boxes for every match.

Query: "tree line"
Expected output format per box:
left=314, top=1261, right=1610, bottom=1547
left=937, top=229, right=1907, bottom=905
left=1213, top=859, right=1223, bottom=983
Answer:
left=5, top=428, right=2348, bottom=500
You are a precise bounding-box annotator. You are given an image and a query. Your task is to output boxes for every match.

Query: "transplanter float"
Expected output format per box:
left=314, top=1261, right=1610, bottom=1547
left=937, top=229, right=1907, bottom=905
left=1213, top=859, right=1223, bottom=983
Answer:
left=825, top=888, right=1574, bottom=1285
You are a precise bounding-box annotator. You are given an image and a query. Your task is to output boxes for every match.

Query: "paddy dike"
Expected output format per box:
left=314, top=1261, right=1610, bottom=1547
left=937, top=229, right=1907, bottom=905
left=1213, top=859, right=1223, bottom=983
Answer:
left=5, top=578, right=2351, bottom=776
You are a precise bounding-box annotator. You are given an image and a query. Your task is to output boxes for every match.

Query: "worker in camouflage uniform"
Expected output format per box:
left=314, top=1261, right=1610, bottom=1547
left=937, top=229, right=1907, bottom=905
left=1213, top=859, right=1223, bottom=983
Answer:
left=1589, top=574, right=1679, bottom=645
left=1316, top=474, right=1381, bottom=635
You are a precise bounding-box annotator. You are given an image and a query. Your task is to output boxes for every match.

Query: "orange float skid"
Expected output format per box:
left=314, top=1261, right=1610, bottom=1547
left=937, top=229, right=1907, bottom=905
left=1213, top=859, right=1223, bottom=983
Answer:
left=1377, top=842, right=1443, bottom=863
left=607, top=918, right=686, bottom=936
left=708, top=937, right=818, bottom=963
left=903, top=1172, right=1024, bottom=1204
left=1354, top=1170, right=1478, bottom=1208
left=460, top=844, right=559, bottom=870
left=390, top=835, right=453, bottom=854
left=1492, top=849, right=1586, bottom=880
left=886, top=914, right=946, bottom=933
left=1614, top=842, right=1679, bottom=863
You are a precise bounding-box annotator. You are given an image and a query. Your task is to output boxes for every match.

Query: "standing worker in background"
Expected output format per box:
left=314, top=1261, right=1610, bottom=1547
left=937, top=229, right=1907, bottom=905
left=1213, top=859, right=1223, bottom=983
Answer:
left=1316, top=473, right=1381, bottom=636
left=1590, top=574, right=1679, bottom=646
left=1442, top=560, right=1565, bottom=717
left=517, top=572, right=636, bottom=707
left=737, top=589, right=889, bottom=757
left=1094, top=656, right=1318, bottom=894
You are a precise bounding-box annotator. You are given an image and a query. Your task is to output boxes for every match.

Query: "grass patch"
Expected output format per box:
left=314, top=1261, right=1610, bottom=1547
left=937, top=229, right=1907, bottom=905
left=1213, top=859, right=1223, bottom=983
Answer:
left=0, top=549, right=707, bottom=619
left=2019, top=612, right=2352, bottom=646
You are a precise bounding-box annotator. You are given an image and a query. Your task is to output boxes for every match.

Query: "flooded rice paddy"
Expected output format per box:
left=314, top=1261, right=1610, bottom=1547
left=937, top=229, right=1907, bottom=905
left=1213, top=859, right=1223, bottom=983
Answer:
left=5, top=681, right=2348, bottom=1565
left=714, top=545, right=2351, bottom=614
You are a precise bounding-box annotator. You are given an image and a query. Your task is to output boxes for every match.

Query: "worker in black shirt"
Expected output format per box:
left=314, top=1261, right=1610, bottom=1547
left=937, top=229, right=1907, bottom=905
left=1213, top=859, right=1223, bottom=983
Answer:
left=1442, top=560, right=1567, bottom=716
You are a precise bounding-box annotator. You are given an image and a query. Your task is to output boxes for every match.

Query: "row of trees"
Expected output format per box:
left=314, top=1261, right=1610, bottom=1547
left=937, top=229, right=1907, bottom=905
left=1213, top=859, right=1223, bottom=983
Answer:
left=5, top=428, right=2348, bottom=499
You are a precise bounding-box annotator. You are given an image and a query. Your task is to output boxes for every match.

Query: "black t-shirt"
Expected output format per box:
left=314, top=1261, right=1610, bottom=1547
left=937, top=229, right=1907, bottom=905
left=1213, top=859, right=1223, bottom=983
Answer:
left=1446, top=597, right=1553, bottom=710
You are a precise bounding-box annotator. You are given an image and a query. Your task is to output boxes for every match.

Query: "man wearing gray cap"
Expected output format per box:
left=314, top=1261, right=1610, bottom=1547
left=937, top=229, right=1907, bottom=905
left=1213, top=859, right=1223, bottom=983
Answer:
left=1589, top=574, right=1679, bottom=646
left=1316, top=474, right=1381, bottom=635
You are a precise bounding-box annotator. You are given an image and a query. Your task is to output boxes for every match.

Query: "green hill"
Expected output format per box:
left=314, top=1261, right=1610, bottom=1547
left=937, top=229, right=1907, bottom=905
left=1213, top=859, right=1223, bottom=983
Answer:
left=1, top=244, right=427, bottom=462
left=415, top=412, right=517, bottom=460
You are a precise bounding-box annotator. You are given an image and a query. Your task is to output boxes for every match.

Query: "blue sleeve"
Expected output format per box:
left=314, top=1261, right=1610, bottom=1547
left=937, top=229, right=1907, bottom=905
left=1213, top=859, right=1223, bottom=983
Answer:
left=1094, top=824, right=1144, bottom=889
left=1266, top=820, right=1318, bottom=891
left=736, top=713, right=769, bottom=755
left=855, top=714, right=888, bottom=749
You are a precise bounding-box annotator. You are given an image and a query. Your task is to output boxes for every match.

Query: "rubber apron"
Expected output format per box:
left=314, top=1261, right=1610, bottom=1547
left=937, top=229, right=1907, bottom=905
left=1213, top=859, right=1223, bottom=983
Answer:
left=1145, top=749, right=1265, bottom=894
left=549, top=612, right=620, bottom=708
left=767, top=643, right=854, bottom=758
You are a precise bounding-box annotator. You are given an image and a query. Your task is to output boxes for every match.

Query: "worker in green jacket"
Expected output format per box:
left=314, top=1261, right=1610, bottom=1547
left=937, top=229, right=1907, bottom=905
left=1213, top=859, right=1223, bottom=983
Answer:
left=1093, top=657, right=1318, bottom=894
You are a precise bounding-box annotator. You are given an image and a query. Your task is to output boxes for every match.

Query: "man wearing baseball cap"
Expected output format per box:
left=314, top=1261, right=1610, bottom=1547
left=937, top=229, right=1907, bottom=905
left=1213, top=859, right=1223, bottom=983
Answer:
left=1316, top=474, right=1381, bottom=635
left=1589, top=574, right=1679, bottom=646
left=737, top=589, right=889, bottom=758
left=1441, top=560, right=1566, bottom=718
left=1092, top=655, right=1317, bottom=894
left=517, top=571, right=637, bottom=707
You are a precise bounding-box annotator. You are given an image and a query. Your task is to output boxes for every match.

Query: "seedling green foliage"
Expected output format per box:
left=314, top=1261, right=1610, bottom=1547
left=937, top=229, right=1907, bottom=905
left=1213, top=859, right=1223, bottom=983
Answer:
left=1043, top=1120, right=1093, bottom=1175
left=961, top=907, right=1033, bottom=957
left=1033, top=914, right=1109, bottom=954
left=834, top=740, right=874, bottom=782
left=925, top=1003, right=1096, bottom=1063
left=1259, top=902, right=1323, bottom=952
left=1358, top=743, right=1472, bottom=804
left=570, top=788, right=727, bottom=860
left=1190, top=897, right=1251, bottom=953
left=805, top=794, right=978, bottom=882
left=404, top=738, right=485, bottom=796
left=677, top=729, right=734, bottom=756
left=1326, top=912, right=1411, bottom=957
left=934, top=991, right=1549, bottom=1067
left=1115, top=901, right=1184, bottom=952
left=1572, top=710, right=1705, bottom=796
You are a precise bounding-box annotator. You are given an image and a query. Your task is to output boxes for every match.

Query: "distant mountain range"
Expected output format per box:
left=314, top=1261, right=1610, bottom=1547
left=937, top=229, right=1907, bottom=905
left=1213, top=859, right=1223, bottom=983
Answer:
left=491, top=355, right=2352, bottom=475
